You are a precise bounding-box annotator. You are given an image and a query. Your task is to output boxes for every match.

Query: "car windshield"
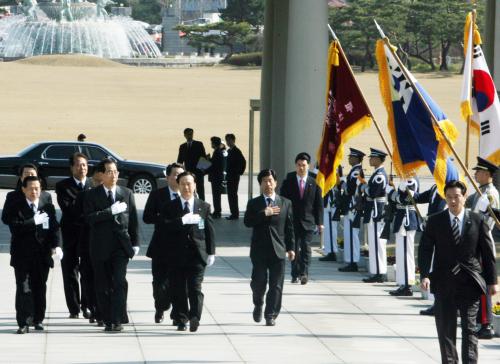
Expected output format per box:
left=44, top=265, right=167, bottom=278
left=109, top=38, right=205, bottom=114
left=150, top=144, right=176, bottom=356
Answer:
left=17, top=143, right=38, bottom=156
left=100, top=145, right=123, bottom=161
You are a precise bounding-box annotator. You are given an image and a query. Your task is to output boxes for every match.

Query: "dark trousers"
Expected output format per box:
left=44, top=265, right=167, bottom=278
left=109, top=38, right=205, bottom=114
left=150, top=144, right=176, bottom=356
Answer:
left=227, top=177, right=240, bottom=217
left=151, top=257, right=172, bottom=315
left=251, top=255, right=285, bottom=319
left=61, top=241, right=82, bottom=315
left=92, top=249, right=129, bottom=325
left=211, top=178, right=223, bottom=214
left=434, top=290, right=480, bottom=364
left=291, top=226, right=312, bottom=279
left=80, top=250, right=99, bottom=320
left=195, top=170, right=205, bottom=201
left=169, top=251, right=205, bottom=323
left=14, top=258, right=50, bottom=327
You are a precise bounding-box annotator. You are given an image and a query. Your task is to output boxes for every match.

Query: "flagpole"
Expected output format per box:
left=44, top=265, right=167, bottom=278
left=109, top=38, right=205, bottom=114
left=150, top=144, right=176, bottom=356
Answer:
left=331, top=27, right=424, bottom=221
left=374, top=20, right=500, bottom=228
left=465, top=7, right=477, bottom=169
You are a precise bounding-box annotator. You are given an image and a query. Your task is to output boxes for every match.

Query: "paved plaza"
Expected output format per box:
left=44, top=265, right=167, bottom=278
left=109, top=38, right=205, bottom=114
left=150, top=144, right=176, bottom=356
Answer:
left=0, top=188, right=499, bottom=364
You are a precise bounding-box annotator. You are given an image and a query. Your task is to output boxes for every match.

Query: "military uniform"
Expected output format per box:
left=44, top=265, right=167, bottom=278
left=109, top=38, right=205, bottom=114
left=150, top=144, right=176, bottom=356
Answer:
left=320, top=180, right=346, bottom=261
left=361, top=149, right=388, bottom=282
left=339, top=148, right=365, bottom=272
left=388, top=177, right=419, bottom=295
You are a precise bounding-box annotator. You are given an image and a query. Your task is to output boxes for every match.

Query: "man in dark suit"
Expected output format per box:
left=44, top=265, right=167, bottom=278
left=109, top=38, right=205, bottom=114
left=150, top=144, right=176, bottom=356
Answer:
left=418, top=180, right=497, bottom=364
left=206, top=137, right=225, bottom=218
left=4, top=176, right=61, bottom=334
left=83, top=158, right=140, bottom=332
left=280, top=152, right=323, bottom=285
left=56, top=152, right=92, bottom=319
left=159, top=171, right=215, bottom=332
left=244, top=169, right=295, bottom=326
left=143, top=162, right=184, bottom=324
left=225, top=133, right=246, bottom=220
left=177, top=128, right=207, bottom=200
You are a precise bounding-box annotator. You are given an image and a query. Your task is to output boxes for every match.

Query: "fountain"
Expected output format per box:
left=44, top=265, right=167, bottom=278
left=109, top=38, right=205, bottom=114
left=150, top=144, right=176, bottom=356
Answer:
left=0, top=0, right=161, bottom=59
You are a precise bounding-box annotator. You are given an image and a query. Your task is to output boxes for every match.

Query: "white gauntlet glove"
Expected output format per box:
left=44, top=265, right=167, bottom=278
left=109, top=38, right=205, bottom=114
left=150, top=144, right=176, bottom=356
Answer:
left=54, top=247, right=64, bottom=260
left=182, top=213, right=201, bottom=225
left=34, top=212, right=49, bottom=225
left=207, top=255, right=215, bottom=267
left=111, top=201, right=127, bottom=215
left=477, top=194, right=490, bottom=213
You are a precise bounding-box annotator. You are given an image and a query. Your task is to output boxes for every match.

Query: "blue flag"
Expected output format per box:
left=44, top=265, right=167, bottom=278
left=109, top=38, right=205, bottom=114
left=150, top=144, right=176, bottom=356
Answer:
left=376, top=40, right=461, bottom=197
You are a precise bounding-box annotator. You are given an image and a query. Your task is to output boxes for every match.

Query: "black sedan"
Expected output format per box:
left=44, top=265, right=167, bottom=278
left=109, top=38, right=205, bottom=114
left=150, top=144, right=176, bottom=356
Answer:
left=0, top=141, right=167, bottom=193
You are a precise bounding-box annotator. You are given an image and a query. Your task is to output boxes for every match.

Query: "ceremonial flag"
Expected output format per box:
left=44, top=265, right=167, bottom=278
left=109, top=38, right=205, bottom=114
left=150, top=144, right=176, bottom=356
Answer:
left=460, top=12, right=500, bottom=165
left=316, top=40, right=372, bottom=197
left=375, top=39, right=460, bottom=197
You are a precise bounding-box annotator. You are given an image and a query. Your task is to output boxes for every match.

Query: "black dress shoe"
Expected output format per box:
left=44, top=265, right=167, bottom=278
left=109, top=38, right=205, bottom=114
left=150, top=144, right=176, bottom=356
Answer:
left=33, top=323, right=44, bottom=331
left=319, top=253, right=337, bottom=261
left=253, top=306, right=263, bottom=323
left=189, top=318, right=200, bottom=332
left=419, top=305, right=435, bottom=316
left=104, top=324, right=113, bottom=332
left=300, top=276, right=308, bottom=285
left=177, top=323, right=187, bottom=331
left=68, top=313, right=79, bottom=319
left=389, top=285, right=413, bottom=296
left=339, top=263, right=358, bottom=272
left=477, top=324, right=494, bottom=340
left=211, top=213, right=221, bottom=219
left=155, top=310, right=164, bottom=324
left=112, top=324, right=123, bottom=332
left=265, top=318, right=275, bottom=326
left=362, top=274, right=387, bottom=283
left=81, top=308, right=91, bottom=319
left=16, top=325, right=29, bottom=334
left=225, top=215, right=239, bottom=220
left=172, top=319, right=180, bottom=326
left=291, top=277, right=299, bottom=284
left=89, top=316, right=96, bottom=324
left=97, top=320, right=104, bottom=327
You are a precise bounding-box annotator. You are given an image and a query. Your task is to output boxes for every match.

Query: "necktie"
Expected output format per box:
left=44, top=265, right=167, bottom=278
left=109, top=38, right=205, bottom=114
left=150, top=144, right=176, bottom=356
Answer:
left=452, top=216, right=460, bottom=245
left=266, top=197, right=273, bottom=207
left=299, top=179, right=305, bottom=199
left=183, top=201, right=190, bottom=214
left=107, top=190, right=114, bottom=206
left=172, top=192, right=179, bottom=199
left=30, top=203, right=36, bottom=213
left=78, top=182, right=84, bottom=191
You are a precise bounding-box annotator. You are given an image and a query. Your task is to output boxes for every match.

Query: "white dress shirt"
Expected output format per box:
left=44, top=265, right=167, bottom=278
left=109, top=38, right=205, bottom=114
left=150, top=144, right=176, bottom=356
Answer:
left=180, top=196, right=195, bottom=213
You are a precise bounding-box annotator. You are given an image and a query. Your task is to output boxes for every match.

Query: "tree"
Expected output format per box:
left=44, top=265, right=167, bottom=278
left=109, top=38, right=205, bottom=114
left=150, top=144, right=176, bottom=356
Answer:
left=129, top=0, right=163, bottom=24
left=220, top=0, right=264, bottom=26
left=175, top=21, right=254, bottom=59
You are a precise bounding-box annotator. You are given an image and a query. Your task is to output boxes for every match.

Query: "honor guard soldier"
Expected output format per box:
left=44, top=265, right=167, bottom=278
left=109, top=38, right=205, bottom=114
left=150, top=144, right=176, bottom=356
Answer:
left=388, top=177, right=419, bottom=296
left=467, top=156, right=500, bottom=339
left=360, top=148, right=388, bottom=283
left=339, top=148, right=365, bottom=272
left=320, top=166, right=346, bottom=262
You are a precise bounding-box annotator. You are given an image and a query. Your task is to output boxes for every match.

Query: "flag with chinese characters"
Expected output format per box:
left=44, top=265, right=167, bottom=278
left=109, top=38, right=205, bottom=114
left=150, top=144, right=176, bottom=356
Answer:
left=316, top=40, right=372, bottom=197
left=376, top=39, right=461, bottom=197
left=460, top=12, right=500, bottom=165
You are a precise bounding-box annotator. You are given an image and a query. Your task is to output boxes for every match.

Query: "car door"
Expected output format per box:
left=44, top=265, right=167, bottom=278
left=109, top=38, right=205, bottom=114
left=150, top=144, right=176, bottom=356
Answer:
left=39, top=144, right=78, bottom=188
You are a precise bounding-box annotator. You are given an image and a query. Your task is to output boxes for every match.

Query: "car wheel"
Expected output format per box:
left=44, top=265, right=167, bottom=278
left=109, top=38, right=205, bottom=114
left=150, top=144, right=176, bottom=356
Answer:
left=130, top=174, right=155, bottom=194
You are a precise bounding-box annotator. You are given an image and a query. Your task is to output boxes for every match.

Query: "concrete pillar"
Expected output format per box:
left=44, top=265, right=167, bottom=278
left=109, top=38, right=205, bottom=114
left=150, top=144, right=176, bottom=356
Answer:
left=484, top=0, right=500, bottom=89
left=260, top=0, right=328, bottom=180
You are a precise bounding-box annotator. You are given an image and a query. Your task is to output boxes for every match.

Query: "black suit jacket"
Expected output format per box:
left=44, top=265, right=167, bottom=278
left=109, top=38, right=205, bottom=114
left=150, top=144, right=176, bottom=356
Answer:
left=158, top=198, right=215, bottom=267
left=2, top=190, right=53, bottom=232
left=84, top=185, right=139, bottom=260
left=244, top=195, right=295, bottom=261
left=143, top=186, right=177, bottom=258
left=418, top=209, right=497, bottom=296
left=4, top=193, right=59, bottom=268
left=56, top=177, right=92, bottom=246
left=280, top=172, right=323, bottom=231
left=226, top=146, right=246, bottom=179
left=177, top=140, right=207, bottom=173
left=206, top=148, right=225, bottom=182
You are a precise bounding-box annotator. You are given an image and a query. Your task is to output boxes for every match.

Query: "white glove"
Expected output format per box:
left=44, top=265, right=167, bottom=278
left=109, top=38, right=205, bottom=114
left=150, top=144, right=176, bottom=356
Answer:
left=132, top=246, right=140, bottom=256
left=54, top=247, right=63, bottom=260
left=181, top=213, right=201, bottom=225
left=34, top=212, right=49, bottom=225
left=477, top=194, right=490, bottom=213
left=340, top=177, right=346, bottom=183
left=385, top=185, right=394, bottom=194
left=398, top=180, right=408, bottom=192
left=207, top=255, right=215, bottom=267
left=111, top=201, right=127, bottom=215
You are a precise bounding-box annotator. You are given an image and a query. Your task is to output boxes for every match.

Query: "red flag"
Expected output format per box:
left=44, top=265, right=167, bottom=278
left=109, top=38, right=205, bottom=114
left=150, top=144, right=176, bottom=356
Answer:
left=316, top=41, right=372, bottom=196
